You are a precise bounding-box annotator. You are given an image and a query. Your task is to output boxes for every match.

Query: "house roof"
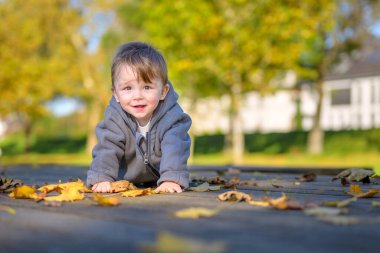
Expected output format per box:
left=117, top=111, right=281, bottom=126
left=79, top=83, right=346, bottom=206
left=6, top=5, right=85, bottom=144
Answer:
left=325, top=40, right=380, bottom=81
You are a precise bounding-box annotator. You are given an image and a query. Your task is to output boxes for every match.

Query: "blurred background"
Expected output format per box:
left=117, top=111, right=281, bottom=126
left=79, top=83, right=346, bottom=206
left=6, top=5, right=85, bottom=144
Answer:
left=0, top=0, right=380, bottom=172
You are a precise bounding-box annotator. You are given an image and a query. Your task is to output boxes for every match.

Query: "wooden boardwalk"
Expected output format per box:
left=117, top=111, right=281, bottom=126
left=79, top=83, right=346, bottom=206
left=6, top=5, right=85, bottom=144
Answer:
left=1, top=165, right=380, bottom=253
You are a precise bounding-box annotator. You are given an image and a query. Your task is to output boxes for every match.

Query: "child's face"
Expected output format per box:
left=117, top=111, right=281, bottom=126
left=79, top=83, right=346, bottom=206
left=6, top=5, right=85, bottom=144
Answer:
left=113, top=64, right=169, bottom=126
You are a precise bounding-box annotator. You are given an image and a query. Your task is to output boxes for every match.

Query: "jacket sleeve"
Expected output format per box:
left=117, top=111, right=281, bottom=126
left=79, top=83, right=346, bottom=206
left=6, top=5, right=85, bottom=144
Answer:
left=157, top=113, right=192, bottom=189
left=86, top=111, right=126, bottom=187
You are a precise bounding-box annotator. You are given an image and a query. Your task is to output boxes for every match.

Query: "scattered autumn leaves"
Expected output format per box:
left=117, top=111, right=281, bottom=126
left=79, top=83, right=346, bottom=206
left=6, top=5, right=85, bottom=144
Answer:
left=3, top=179, right=156, bottom=208
left=1, top=168, right=380, bottom=226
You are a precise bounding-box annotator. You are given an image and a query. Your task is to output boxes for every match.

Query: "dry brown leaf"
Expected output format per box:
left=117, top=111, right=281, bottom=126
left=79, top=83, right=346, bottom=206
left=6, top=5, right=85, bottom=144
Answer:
left=192, top=176, right=227, bottom=185
left=140, top=231, right=225, bottom=253
left=333, top=169, right=374, bottom=183
left=347, top=184, right=380, bottom=198
left=0, top=178, right=22, bottom=193
left=110, top=180, right=137, bottom=193
left=322, top=197, right=357, bottom=208
left=174, top=207, right=219, bottom=219
left=44, top=187, right=85, bottom=202
left=9, top=185, right=42, bottom=200
left=121, top=188, right=154, bottom=197
left=264, top=193, right=303, bottom=210
left=189, top=183, right=222, bottom=192
left=217, top=190, right=251, bottom=202
left=296, top=173, right=317, bottom=182
left=91, top=194, right=120, bottom=206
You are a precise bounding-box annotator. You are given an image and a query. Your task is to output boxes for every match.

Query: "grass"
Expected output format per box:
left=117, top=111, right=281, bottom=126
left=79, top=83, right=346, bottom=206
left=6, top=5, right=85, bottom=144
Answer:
left=1, top=151, right=379, bottom=174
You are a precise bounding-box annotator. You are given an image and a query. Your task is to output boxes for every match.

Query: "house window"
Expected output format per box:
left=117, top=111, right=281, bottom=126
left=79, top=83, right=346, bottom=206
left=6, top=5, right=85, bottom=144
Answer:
left=331, top=88, right=351, bottom=106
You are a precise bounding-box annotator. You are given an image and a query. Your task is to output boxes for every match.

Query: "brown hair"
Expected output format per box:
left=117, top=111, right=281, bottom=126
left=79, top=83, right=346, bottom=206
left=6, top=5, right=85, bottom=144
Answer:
left=111, top=41, right=168, bottom=89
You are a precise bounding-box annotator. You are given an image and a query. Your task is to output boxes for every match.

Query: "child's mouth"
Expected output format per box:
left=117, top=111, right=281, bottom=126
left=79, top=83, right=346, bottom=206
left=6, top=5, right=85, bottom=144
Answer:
left=134, top=105, right=146, bottom=110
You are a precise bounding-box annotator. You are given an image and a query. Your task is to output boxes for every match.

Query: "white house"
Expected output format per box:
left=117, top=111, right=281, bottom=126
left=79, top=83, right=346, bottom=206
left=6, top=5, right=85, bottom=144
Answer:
left=188, top=44, right=380, bottom=135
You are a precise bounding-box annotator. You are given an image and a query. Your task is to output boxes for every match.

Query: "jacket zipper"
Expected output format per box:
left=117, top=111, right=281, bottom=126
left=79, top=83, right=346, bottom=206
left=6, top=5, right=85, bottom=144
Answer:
left=143, top=131, right=159, bottom=178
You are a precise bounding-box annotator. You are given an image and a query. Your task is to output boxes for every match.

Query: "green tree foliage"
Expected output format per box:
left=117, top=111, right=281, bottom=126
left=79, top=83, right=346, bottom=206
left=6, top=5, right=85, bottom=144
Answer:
left=110, top=0, right=318, bottom=163
left=0, top=0, right=83, bottom=150
left=298, top=0, right=380, bottom=154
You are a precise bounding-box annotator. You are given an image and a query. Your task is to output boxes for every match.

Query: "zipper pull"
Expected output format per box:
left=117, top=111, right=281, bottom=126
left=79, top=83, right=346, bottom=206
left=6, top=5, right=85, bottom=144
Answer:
left=144, top=153, right=149, bottom=164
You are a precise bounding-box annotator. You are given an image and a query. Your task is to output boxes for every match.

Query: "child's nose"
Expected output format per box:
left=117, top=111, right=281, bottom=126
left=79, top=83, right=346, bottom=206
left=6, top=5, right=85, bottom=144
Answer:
left=132, top=88, right=143, bottom=99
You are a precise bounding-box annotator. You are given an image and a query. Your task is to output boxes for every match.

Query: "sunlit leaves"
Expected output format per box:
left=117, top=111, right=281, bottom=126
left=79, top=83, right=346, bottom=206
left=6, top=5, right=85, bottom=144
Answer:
left=91, top=194, right=120, bottom=206
left=174, top=207, right=219, bottom=219
left=140, top=231, right=225, bottom=253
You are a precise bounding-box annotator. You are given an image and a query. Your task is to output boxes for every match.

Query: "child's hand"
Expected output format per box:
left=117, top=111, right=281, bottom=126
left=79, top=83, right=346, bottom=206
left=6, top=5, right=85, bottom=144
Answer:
left=155, top=181, right=182, bottom=193
left=92, top=181, right=112, bottom=193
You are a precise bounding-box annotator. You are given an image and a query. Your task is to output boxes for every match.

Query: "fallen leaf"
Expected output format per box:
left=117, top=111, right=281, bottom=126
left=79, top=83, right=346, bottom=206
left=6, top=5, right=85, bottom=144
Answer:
left=304, top=207, right=349, bottom=216
left=0, top=178, right=22, bottom=193
left=44, top=187, right=85, bottom=202
left=192, top=177, right=227, bottom=185
left=248, top=200, right=270, bottom=207
left=110, top=180, right=137, bottom=192
left=316, top=215, right=359, bottom=225
left=340, top=178, right=349, bottom=186
left=121, top=188, right=154, bottom=197
left=296, top=173, right=317, bottom=182
left=0, top=204, right=16, bottom=215
left=91, top=194, right=120, bottom=206
left=347, top=184, right=380, bottom=198
left=333, top=169, right=374, bottom=183
left=174, top=207, right=219, bottom=219
left=264, top=193, right=303, bottom=210
left=372, top=201, right=380, bottom=207
left=140, top=231, right=225, bottom=253
left=217, top=190, right=251, bottom=202
left=9, top=185, right=42, bottom=200
left=189, top=183, right=222, bottom=192
left=38, top=179, right=91, bottom=194
left=322, top=197, right=357, bottom=208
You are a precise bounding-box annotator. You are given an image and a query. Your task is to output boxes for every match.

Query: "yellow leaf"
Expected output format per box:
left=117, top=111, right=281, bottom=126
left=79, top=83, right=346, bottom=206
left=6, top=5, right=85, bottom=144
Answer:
left=9, top=185, right=41, bottom=200
left=372, top=201, right=380, bottom=207
left=140, top=231, right=225, bottom=253
left=174, top=207, right=219, bottom=219
left=322, top=197, right=357, bottom=208
left=91, top=194, right=120, bottom=206
left=348, top=184, right=362, bottom=195
left=347, top=185, right=380, bottom=198
left=0, top=204, right=16, bottom=215
left=265, top=193, right=303, bottom=210
left=248, top=200, right=270, bottom=207
left=44, top=187, right=84, bottom=202
left=39, top=179, right=91, bottom=194
left=121, top=188, right=154, bottom=197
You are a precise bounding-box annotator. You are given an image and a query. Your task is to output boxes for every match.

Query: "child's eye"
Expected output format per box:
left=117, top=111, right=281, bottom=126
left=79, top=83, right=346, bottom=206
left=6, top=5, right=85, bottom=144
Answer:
left=123, top=86, right=132, bottom=91
left=143, top=85, right=151, bottom=90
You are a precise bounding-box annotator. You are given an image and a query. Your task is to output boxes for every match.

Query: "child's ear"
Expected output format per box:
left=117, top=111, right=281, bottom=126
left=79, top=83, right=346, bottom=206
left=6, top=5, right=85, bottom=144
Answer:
left=112, top=90, right=120, bottom=103
left=160, top=83, right=170, bottom=100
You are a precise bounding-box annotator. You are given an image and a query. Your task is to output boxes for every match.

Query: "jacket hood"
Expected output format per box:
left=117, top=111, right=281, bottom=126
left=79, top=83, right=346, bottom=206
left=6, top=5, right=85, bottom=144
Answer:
left=109, top=81, right=179, bottom=130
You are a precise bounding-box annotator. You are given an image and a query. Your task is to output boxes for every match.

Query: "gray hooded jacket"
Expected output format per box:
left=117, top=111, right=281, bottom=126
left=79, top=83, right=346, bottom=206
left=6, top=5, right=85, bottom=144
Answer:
left=86, top=83, right=191, bottom=188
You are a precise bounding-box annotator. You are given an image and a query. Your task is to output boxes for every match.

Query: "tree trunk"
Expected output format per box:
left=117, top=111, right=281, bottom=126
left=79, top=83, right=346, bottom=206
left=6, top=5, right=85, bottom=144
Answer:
left=21, top=115, right=33, bottom=154
left=307, top=78, right=324, bottom=154
left=86, top=99, right=102, bottom=156
left=230, top=83, right=244, bottom=164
